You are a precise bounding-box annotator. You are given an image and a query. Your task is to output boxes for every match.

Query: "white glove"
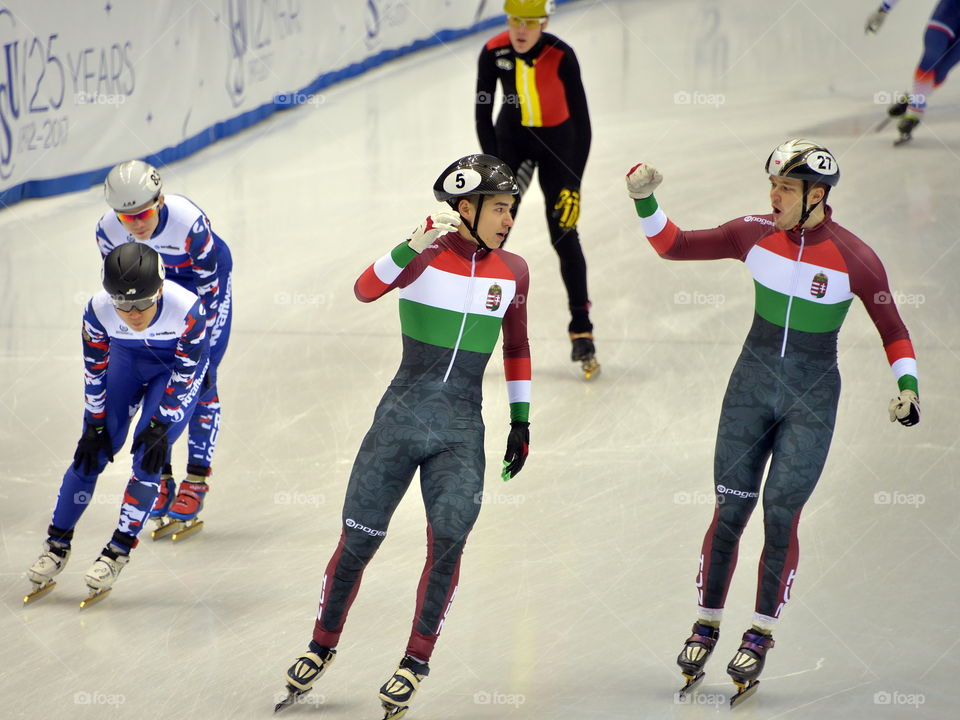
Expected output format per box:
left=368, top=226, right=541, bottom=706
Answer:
left=865, top=7, right=888, bottom=34
left=888, top=389, right=920, bottom=426
left=408, top=211, right=461, bottom=253
left=625, top=162, right=663, bottom=200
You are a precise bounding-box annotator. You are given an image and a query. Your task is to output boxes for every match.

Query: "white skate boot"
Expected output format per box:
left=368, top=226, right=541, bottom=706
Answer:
left=81, top=548, right=129, bottom=608
left=24, top=539, right=71, bottom=604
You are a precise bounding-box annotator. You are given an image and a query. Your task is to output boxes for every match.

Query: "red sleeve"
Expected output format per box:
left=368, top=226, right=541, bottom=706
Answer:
left=652, top=215, right=769, bottom=262
left=834, top=228, right=911, bottom=347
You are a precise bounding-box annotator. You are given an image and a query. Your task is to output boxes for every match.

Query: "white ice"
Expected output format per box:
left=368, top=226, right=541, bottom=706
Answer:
left=1, top=1, right=958, bottom=718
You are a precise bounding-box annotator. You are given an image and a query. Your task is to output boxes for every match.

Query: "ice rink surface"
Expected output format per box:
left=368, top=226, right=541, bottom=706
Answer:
left=2, top=1, right=959, bottom=718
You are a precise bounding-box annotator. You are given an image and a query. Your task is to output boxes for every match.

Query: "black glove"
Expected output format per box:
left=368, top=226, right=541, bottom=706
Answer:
left=502, top=421, right=530, bottom=481
left=73, top=422, right=114, bottom=474
left=132, top=419, right=169, bottom=474
left=202, top=365, right=216, bottom=391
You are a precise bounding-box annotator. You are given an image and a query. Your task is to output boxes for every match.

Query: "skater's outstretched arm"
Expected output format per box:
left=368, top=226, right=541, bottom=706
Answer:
left=626, top=162, right=761, bottom=262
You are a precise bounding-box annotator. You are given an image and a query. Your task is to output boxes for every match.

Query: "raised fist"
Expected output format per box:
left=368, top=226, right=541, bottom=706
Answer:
left=626, top=163, right=663, bottom=200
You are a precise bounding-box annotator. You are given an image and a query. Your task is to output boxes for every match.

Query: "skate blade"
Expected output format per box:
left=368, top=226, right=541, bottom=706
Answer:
left=23, top=580, right=57, bottom=605
left=677, top=670, right=705, bottom=698
left=729, top=679, right=759, bottom=708
left=274, top=687, right=309, bottom=713
left=580, top=358, right=601, bottom=380
left=79, top=587, right=112, bottom=609
left=151, top=518, right=182, bottom=540
left=171, top=519, right=204, bottom=542
left=874, top=116, right=893, bottom=132
left=381, top=702, right=410, bottom=719
left=894, top=135, right=913, bottom=147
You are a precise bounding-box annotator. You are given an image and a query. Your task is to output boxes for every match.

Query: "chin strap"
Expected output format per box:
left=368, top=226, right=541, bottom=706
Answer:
left=458, top=196, right=492, bottom=251
left=792, top=180, right=825, bottom=232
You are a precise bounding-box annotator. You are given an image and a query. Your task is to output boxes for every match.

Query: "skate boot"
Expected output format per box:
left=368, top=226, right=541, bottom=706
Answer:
left=81, top=546, right=130, bottom=608
left=727, top=628, right=775, bottom=707
left=378, top=655, right=429, bottom=719
left=887, top=92, right=909, bottom=117
left=676, top=622, right=720, bottom=697
left=895, top=113, right=920, bottom=146
left=274, top=641, right=337, bottom=713
left=149, top=471, right=178, bottom=540
left=570, top=332, right=601, bottom=380
left=165, top=473, right=209, bottom=542
left=24, top=538, right=71, bottom=604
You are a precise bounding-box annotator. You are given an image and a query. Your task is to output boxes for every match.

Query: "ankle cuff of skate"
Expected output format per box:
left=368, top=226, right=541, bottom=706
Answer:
left=186, top=463, right=211, bottom=478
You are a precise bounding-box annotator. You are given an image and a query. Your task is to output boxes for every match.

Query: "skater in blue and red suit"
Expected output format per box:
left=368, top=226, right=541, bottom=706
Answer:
left=97, top=160, right=233, bottom=528
left=866, top=0, right=960, bottom=142
left=24, top=244, right=209, bottom=606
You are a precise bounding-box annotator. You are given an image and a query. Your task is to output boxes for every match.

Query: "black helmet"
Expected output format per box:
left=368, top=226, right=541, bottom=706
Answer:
left=765, top=138, right=840, bottom=187
left=433, top=154, right=519, bottom=207
left=102, top=243, right=165, bottom=302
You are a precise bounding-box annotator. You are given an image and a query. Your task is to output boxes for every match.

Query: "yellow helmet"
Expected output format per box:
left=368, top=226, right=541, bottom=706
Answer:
left=504, top=0, right=555, bottom=19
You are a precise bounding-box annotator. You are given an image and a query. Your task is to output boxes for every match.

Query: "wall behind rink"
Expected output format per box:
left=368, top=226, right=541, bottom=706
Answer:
left=0, top=0, right=572, bottom=208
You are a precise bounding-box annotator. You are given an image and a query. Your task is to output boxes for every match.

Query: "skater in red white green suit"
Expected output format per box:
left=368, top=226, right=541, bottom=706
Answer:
left=276, top=155, right=531, bottom=718
left=625, top=139, right=920, bottom=706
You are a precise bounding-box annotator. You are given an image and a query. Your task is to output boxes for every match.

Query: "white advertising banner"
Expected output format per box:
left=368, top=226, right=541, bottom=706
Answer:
left=0, top=0, right=522, bottom=207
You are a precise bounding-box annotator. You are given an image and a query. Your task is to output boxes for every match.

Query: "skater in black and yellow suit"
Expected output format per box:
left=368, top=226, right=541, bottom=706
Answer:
left=476, top=0, right=598, bottom=377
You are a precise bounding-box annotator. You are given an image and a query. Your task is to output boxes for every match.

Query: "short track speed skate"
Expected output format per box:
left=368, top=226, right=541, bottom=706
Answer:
left=570, top=332, right=601, bottom=380
left=274, top=642, right=336, bottom=713
left=24, top=539, right=71, bottom=604
left=149, top=474, right=178, bottom=540
left=727, top=628, right=774, bottom=708
left=80, top=548, right=129, bottom=609
left=894, top=114, right=920, bottom=146
left=378, top=655, right=429, bottom=719
left=676, top=622, right=720, bottom=697
left=153, top=478, right=208, bottom=542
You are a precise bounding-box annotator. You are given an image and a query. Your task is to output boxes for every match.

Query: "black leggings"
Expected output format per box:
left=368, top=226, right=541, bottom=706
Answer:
left=496, top=121, right=591, bottom=333
left=312, top=387, right=485, bottom=661
left=697, top=330, right=840, bottom=620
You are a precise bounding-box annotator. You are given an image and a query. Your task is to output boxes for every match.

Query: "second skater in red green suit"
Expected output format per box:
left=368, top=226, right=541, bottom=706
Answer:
left=626, top=139, right=920, bottom=706
left=277, top=155, right=531, bottom=718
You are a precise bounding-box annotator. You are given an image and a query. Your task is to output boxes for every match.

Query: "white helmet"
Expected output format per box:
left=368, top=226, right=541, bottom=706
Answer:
left=104, top=160, right=162, bottom=211
left=765, top=138, right=839, bottom=187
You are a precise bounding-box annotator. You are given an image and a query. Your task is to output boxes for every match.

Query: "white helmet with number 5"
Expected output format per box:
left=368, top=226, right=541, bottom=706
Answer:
left=104, top=160, right=163, bottom=211
left=765, top=138, right=839, bottom=187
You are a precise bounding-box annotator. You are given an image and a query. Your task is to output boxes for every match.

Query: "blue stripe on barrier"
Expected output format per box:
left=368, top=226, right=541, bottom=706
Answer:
left=0, top=1, right=577, bottom=209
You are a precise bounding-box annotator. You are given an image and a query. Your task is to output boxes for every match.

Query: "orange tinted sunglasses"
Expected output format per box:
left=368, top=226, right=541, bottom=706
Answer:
left=507, top=16, right=546, bottom=29
left=116, top=200, right=160, bottom=223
